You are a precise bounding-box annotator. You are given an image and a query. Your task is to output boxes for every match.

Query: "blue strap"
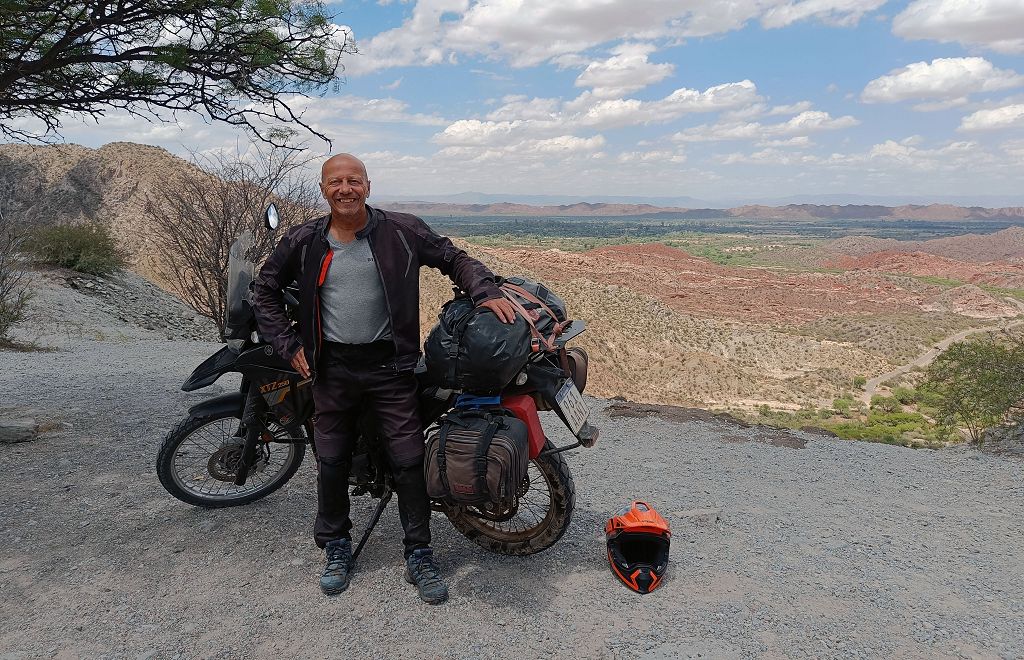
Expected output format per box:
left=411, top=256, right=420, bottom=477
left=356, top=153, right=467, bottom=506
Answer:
left=455, top=394, right=502, bottom=408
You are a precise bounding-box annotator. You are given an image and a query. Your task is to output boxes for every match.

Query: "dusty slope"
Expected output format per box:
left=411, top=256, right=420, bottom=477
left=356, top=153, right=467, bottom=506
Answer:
left=826, top=226, right=1024, bottom=264
left=827, top=250, right=1024, bottom=290
left=0, top=142, right=207, bottom=278
left=2, top=277, right=1022, bottom=659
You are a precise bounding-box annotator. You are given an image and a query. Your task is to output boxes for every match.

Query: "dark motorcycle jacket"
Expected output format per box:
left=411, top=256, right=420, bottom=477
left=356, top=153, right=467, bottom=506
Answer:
left=251, top=205, right=503, bottom=373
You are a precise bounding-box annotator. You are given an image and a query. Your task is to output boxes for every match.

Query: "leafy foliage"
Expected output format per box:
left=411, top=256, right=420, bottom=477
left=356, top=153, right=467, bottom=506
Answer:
left=0, top=1, right=354, bottom=145
left=922, top=335, right=1024, bottom=444
left=27, top=221, right=124, bottom=274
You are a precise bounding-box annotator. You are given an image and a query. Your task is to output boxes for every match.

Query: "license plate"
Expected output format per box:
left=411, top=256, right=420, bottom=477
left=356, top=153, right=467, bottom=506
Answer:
left=555, top=379, right=590, bottom=436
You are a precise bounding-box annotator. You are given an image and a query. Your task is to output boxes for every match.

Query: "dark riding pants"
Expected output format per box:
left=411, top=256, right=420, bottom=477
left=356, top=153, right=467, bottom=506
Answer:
left=311, top=342, right=431, bottom=557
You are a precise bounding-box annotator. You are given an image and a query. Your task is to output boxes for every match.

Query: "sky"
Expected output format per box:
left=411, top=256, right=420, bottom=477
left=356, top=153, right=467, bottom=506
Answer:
left=12, top=0, right=1024, bottom=203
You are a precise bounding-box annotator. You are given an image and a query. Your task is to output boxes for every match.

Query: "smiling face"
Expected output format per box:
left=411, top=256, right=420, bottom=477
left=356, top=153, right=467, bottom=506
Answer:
left=320, top=154, right=370, bottom=225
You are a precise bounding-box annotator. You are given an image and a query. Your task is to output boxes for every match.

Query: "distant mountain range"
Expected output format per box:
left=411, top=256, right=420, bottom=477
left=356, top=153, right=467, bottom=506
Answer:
left=381, top=200, right=1024, bottom=221
left=376, top=192, right=1024, bottom=209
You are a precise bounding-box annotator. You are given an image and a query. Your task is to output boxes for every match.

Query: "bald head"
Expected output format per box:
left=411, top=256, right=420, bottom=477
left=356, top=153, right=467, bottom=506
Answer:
left=322, top=153, right=368, bottom=182
left=320, top=153, right=371, bottom=225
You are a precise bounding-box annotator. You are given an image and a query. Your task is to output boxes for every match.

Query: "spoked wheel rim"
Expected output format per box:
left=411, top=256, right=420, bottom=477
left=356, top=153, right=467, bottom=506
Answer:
left=168, top=418, right=301, bottom=503
left=453, top=458, right=557, bottom=542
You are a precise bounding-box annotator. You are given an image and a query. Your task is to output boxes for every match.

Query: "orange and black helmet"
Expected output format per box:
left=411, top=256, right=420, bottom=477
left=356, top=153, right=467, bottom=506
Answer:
left=605, top=501, right=671, bottom=594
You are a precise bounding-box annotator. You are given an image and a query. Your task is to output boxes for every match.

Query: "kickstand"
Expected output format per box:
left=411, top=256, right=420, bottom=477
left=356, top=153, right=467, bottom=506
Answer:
left=352, top=489, right=392, bottom=562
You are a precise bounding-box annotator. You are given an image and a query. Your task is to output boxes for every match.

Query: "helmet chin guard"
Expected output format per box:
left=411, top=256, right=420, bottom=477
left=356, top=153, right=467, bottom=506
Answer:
left=605, top=501, right=671, bottom=594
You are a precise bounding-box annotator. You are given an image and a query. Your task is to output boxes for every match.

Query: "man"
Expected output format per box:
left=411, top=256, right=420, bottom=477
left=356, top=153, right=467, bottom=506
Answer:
left=251, top=154, right=516, bottom=604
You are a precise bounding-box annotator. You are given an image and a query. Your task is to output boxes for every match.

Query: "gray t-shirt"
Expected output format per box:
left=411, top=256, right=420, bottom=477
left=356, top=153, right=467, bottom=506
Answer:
left=320, top=234, right=391, bottom=344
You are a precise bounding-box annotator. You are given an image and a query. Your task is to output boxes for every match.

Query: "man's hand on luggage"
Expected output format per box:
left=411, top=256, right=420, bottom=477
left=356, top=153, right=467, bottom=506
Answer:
left=480, top=298, right=517, bottom=324
left=291, top=347, right=311, bottom=378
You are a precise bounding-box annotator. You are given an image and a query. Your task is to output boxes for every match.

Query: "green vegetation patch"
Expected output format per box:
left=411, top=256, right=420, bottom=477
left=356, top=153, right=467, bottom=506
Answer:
left=27, top=222, right=125, bottom=275
left=752, top=389, right=948, bottom=448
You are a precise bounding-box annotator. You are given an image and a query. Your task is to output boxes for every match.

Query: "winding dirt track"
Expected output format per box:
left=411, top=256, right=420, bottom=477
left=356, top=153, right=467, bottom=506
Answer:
left=859, top=298, right=1024, bottom=404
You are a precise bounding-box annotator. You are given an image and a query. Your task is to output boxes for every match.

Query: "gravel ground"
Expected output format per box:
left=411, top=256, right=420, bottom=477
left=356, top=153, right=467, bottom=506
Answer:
left=2, top=276, right=1023, bottom=659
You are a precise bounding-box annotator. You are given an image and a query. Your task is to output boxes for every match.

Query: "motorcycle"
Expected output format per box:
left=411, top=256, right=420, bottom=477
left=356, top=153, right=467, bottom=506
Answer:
left=156, top=204, right=598, bottom=557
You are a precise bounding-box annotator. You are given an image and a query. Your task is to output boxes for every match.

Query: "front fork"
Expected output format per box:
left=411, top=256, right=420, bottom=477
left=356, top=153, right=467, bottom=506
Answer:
left=234, top=383, right=267, bottom=486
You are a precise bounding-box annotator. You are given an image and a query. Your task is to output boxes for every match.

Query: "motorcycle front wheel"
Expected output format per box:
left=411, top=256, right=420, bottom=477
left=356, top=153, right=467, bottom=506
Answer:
left=157, top=411, right=306, bottom=508
left=443, top=440, right=575, bottom=556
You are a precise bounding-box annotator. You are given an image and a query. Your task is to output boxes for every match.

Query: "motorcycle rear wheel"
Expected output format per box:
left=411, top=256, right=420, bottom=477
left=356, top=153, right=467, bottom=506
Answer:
left=443, top=441, right=575, bottom=556
left=157, top=411, right=306, bottom=508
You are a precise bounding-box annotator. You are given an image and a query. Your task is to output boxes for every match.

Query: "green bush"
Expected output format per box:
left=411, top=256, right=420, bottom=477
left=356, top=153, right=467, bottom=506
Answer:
left=852, top=375, right=867, bottom=389
left=832, top=397, right=855, bottom=415
left=870, top=395, right=902, bottom=414
left=28, top=222, right=124, bottom=275
left=891, top=386, right=917, bottom=405
left=922, top=336, right=1024, bottom=444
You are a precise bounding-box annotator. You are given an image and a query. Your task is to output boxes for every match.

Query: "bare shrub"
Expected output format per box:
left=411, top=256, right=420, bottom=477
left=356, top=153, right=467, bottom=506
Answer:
left=146, top=143, right=322, bottom=338
left=0, top=208, right=32, bottom=342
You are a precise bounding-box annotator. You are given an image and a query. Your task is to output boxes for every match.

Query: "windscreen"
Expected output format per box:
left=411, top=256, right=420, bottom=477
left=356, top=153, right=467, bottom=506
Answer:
left=224, top=230, right=256, bottom=340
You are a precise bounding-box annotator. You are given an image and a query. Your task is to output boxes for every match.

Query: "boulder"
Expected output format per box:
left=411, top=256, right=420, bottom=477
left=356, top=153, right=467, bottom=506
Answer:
left=0, top=418, right=38, bottom=443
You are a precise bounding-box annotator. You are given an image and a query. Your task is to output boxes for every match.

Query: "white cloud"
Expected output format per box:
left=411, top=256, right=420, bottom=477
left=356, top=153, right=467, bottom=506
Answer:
left=808, top=137, right=997, bottom=175
left=565, top=80, right=764, bottom=130
left=779, top=110, right=858, bottom=133
left=866, top=139, right=985, bottom=168
left=761, top=0, right=886, bottom=29
left=758, top=136, right=814, bottom=147
left=435, top=119, right=525, bottom=146
left=767, top=101, right=815, bottom=116
left=958, top=104, right=1024, bottom=131
left=673, top=110, right=859, bottom=142
left=616, top=150, right=687, bottom=164
left=438, top=80, right=763, bottom=148
left=1003, top=139, right=1024, bottom=160
left=382, top=78, right=404, bottom=91
left=714, top=137, right=1000, bottom=180
left=436, top=134, right=606, bottom=164
left=912, top=97, right=970, bottom=112
left=345, top=0, right=470, bottom=75
left=347, top=0, right=896, bottom=74
left=282, top=95, right=448, bottom=127
left=893, top=0, right=1024, bottom=54
left=861, top=57, right=1024, bottom=105
left=575, top=43, right=675, bottom=98
left=719, top=148, right=822, bottom=165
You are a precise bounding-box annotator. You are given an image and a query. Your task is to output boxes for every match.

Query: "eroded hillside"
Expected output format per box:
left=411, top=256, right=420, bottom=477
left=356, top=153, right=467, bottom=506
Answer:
left=416, top=240, right=1018, bottom=409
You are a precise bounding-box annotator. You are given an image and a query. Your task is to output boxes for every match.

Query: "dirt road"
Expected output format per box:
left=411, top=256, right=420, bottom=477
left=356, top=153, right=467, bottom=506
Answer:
left=860, top=299, right=1024, bottom=404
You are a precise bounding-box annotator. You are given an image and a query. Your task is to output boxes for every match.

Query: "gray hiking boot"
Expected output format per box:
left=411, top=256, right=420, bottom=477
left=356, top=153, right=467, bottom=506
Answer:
left=404, top=548, right=448, bottom=605
left=320, top=538, right=354, bottom=596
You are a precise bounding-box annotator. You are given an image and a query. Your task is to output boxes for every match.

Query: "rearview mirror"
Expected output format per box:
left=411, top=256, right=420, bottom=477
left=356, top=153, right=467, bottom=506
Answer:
left=264, top=204, right=280, bottom=231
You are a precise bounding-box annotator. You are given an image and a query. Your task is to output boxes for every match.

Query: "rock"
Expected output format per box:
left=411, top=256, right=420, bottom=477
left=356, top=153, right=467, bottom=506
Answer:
left=0, top=418, right=38, bottom=443
left=800, top=425, right=838, bottom=437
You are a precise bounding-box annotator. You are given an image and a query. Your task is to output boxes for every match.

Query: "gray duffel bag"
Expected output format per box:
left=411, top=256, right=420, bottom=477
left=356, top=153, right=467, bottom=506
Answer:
left=424, top=408, right=529, bottom=506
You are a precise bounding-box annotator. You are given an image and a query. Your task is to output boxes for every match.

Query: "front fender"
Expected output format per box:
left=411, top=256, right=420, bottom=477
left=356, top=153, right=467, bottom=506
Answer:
left=182, top=346, right=238, bottom=392
left=187, top=392, right=245, bottom=420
